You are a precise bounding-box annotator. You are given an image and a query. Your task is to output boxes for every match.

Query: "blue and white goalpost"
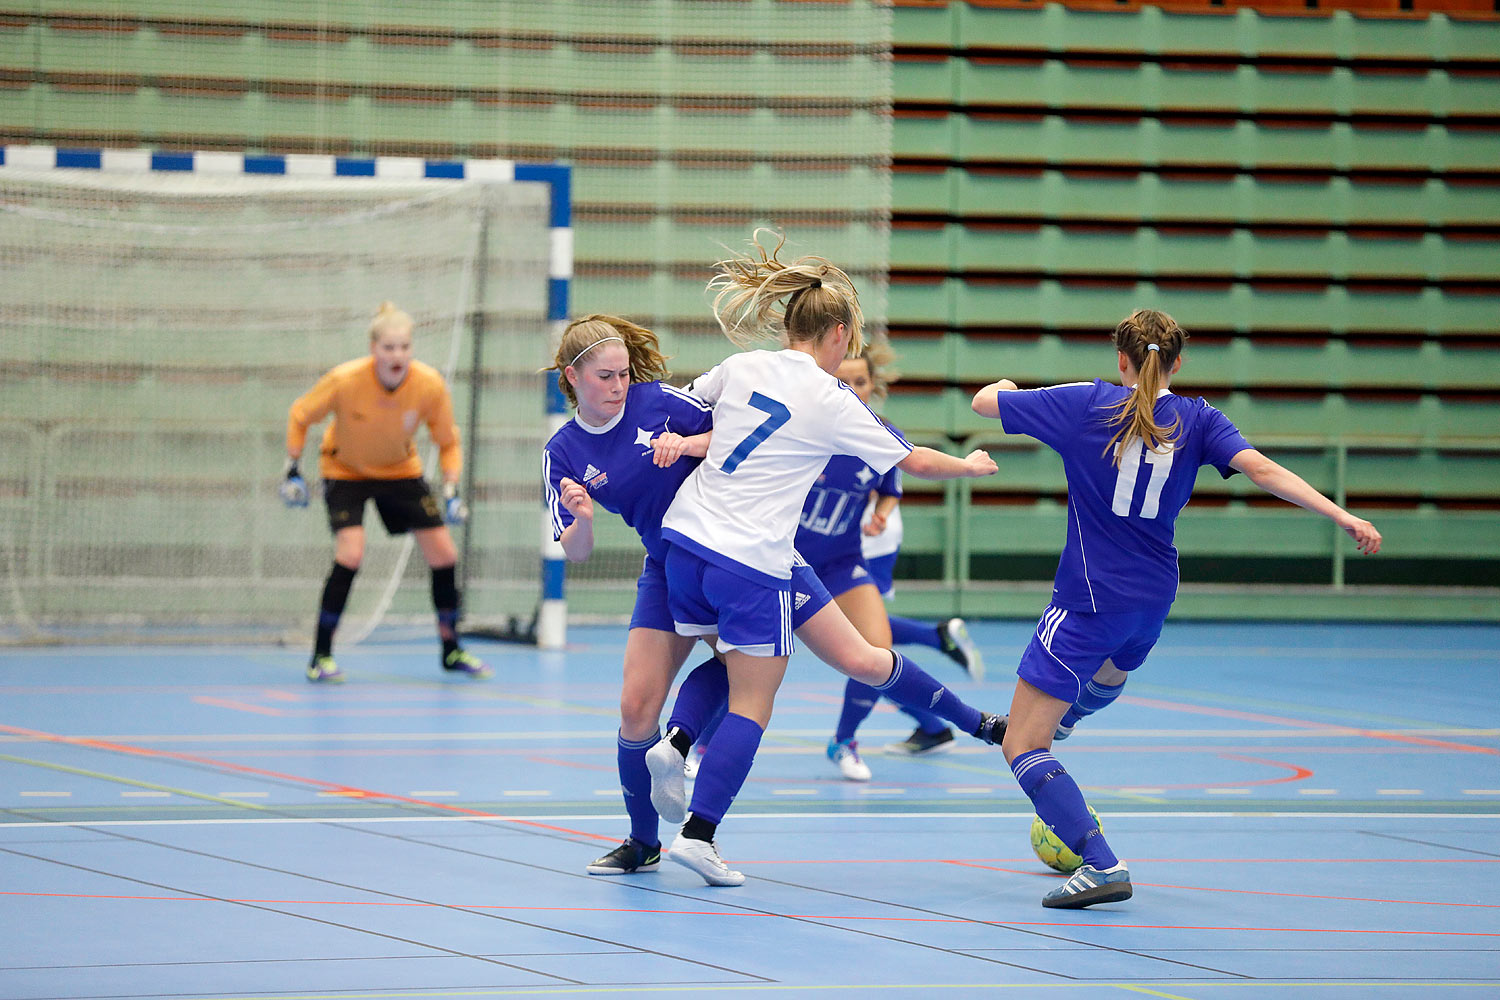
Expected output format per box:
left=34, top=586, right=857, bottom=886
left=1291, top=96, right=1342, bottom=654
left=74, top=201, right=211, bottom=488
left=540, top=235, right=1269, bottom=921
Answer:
left=0, top=145, right=571, bottom=647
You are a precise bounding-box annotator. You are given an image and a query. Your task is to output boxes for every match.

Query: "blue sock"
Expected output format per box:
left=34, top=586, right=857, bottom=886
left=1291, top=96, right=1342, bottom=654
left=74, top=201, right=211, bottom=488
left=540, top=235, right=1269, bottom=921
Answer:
left=889, top=614, right=941, bottom=651
left=617, top=730, right=660, bottom=847
left=686, top=712, right=763, bottom=825
left=666, top=657, right=729, bottom=742
left=903, top=705, right=948, bottom=735
left=695, top=702, right=726, bottom=749
left=834, top=679, right=880, bottom=743
left=1061, top=678, right=1125, bottom=728
left=1011, top=748, right=1117, bottom=870
left=874, top=651, right=981, bottom=736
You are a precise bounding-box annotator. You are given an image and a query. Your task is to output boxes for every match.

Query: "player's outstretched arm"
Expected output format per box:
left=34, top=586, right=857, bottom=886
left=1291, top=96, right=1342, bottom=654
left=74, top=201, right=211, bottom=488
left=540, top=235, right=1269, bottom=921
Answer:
left=898, top=446, right=998, bottom=481
left=971, top=378, right=1020, bottom=419
left=556, top=476, right=597, bottom=562
left=1229, top=448, right=1382, bottom=555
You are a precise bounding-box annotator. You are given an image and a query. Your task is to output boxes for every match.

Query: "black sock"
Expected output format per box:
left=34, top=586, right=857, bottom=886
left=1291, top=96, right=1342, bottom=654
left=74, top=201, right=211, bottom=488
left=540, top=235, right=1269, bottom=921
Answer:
left=667, top=725, right=693, bottom=757
left=431, top=565, right=460, bottom=659
left=681, top=813, right=717, bottom=843
left=314, top=563, right=357, bottom=659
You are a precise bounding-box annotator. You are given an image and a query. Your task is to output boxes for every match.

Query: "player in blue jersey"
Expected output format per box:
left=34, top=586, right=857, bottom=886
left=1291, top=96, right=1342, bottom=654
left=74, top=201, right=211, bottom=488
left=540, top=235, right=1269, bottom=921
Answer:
left=659, top=232, right=1001, bottom=886
left=800, top=347, right=976, bottom=780
left=544, top=314, right=1006, bottom=880
left=543, top=315, right=726, bottom=877
left=972, top=308, right=1382, bottom=909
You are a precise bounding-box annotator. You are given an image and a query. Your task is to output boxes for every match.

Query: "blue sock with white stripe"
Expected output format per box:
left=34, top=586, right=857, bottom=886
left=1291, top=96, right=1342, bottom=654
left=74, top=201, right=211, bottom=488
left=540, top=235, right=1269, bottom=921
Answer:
left=617, top=730, right=661, bottom=847
left=874, top=650, right=981, bottom=736
left=888, top=615, right=942, bottom=651
left=834, top=679, right=880, bottom=743
left=1010, top=748, right=1117, bottom=870
left=1061, top=678, right=1125, bottom=729
left=687, top=712, right=763, bottom=825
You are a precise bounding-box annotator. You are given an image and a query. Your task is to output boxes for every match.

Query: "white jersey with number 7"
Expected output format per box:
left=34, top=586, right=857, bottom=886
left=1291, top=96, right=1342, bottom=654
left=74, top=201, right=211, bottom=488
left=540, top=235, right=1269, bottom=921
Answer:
left=661, top=349, right=912, bottom=587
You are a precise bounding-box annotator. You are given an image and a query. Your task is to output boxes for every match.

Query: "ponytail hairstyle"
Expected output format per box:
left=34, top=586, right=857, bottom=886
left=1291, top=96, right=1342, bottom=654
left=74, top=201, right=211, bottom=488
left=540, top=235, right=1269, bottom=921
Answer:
left=368, top=300, right=413, bottom=342
left=1102, top=308, right=1189, bottom=466
left=543, top=314, right=670, bottom=408
left=708, top=229, right=864, bottom=358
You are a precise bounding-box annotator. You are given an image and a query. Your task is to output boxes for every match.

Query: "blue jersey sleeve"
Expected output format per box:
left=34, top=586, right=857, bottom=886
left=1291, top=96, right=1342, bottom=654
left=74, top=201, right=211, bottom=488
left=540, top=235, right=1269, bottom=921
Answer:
left=992, top=382, right=1099, bottom=450
left=1196, top=402, right=1253, bottom=479
left=875, top=464, right=902, bottom=498
left=542, top=439, right=576, bottom=540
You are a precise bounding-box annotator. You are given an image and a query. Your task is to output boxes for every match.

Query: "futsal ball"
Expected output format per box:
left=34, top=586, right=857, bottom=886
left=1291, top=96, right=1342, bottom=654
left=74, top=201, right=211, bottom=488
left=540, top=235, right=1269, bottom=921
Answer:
left=1029, top=806, right=1102, bottom=873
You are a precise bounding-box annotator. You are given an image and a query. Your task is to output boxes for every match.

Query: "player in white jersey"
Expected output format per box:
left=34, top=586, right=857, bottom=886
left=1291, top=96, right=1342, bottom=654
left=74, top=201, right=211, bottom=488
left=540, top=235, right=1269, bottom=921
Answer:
left=660, top=231, right=999, bottom=886
left=972, top=309, right=1381, bottom=909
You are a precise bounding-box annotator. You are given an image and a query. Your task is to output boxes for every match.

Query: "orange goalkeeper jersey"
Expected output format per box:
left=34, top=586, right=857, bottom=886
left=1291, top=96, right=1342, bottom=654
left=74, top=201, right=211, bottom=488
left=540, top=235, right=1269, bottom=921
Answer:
left=287, top=357, right=461, bottom=482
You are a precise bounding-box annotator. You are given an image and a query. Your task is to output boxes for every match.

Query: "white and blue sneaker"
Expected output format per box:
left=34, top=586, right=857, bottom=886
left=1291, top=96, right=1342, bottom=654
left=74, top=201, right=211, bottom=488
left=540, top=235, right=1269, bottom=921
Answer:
left=827, top=737, right=871, bottom=781
left=645, top=739, right=688, bottom=825
left=1041, top=862, right=1132, bottom=909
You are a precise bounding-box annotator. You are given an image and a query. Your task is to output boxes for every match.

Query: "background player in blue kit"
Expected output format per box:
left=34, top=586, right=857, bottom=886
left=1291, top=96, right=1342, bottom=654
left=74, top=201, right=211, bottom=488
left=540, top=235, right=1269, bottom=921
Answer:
left=660, top=232, right=1000, bottom=886
left=544, top=314, right=1007, bottom=879
left=800, top=348, right=972, bottom=780
left=972, top=308, right=1382, bottom=909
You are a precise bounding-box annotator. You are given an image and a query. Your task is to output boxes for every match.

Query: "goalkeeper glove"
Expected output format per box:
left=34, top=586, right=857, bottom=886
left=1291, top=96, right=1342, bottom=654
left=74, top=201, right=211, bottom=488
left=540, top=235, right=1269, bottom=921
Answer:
left=279, top=459, right=309, bottom=508
left=441, top=481, right=468, bottom=525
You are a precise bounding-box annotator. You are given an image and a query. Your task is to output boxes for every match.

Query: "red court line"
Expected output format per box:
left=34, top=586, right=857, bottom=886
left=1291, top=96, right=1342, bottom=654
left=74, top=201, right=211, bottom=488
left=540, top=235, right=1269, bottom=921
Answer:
left=1120, top=695, right=1499, bottom=756
left=0, top=723, right=615, bottom=844
left=2, top=891, right=1495, bottom=937
left=191, top=696, right=287, bottom=717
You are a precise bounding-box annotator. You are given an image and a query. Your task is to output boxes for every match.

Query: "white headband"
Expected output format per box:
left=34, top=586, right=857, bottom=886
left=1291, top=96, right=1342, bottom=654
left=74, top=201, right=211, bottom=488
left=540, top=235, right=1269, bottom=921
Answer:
left=571, top=336, right=625, bottom=367
left=1146, top=343, right=1161, bottom=353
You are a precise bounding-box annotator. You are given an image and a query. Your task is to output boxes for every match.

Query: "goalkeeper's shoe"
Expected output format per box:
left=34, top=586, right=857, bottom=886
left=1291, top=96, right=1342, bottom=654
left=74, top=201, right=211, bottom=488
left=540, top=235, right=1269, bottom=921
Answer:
left=306, top=656, right=345, bottom=683
left=443, top=648, right=492, bottom=679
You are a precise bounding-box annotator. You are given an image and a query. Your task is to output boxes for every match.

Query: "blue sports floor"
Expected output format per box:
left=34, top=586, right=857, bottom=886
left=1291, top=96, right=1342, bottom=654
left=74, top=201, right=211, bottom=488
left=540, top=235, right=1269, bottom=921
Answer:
left=1, top=620, right=1497, bottom=998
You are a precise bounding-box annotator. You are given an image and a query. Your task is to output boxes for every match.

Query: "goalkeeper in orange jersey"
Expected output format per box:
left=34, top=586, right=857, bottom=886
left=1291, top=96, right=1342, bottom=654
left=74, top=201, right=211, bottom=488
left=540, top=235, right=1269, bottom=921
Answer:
left=281, top=301, right=490, bottom=683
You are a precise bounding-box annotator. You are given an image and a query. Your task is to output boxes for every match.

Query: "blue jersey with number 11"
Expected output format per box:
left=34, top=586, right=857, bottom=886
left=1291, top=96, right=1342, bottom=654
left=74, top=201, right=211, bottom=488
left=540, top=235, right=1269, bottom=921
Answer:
left=994, top=379, right=1252, bottom=612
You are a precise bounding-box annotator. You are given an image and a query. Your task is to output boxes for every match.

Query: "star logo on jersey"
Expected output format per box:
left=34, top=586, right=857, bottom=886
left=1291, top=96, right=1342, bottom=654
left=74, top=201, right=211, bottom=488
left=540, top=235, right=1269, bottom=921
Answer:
left=793, top=592, right=811, bottom=610
left=634, top=427, right=655, bottom=450
left=855, top=467, right=875, bottom=487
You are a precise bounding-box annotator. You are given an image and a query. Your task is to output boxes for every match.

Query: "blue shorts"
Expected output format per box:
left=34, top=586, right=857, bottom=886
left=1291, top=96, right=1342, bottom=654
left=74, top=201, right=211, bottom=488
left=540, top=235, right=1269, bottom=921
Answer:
left=629, top=554, right=676, bottom=633
left=665, top=544, right=794, bottom=657
left=1017, top=603, right=1168, bottom=704
left=788, top=561, right=833, bottom=629
left=809, top=552, right=883, bottom=601
left=864, top=552, right=897, bottom=599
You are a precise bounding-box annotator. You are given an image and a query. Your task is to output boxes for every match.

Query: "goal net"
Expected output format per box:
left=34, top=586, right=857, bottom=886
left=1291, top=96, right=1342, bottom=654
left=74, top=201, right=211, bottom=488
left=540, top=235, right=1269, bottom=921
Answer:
left=0, top=154, right=554, bottom=644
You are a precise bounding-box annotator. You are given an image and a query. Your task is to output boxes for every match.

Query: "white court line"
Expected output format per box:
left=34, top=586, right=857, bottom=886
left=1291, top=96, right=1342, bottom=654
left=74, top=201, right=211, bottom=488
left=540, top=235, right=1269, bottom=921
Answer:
left=1, top=810, right=1498, bottom=830
left=18, top=791, right=69, bottom=797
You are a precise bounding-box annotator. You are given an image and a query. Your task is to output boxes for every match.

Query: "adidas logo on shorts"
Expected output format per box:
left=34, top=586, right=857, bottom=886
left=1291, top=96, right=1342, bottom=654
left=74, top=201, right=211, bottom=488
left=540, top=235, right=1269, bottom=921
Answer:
left=852, top=565, right=868, bottom=578
left=793, top=592, right=811, bottom=610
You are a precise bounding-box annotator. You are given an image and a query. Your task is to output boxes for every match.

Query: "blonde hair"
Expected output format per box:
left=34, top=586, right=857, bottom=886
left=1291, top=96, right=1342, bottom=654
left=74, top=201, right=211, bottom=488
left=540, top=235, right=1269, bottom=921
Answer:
left=368, top=300, right=412, bottom=342
left=544, top=314, right=670, bottom=408
left=708, top=229, right=864, bottom=357
left=841, top=338, right=898, bottom=402
left=1102, top=309, right=1189, bottom=466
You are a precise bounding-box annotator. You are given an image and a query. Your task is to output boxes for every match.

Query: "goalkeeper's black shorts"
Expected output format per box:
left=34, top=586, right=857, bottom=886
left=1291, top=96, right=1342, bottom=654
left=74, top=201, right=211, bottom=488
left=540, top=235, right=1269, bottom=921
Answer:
left=323, top=477, right=443, bottom=535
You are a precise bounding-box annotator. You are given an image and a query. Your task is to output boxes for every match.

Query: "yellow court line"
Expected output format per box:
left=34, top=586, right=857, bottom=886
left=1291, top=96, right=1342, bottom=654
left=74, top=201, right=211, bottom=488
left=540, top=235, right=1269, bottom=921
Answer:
left=0, top=754, right=274, bottom=812
left=1114, top=987, right=1201, bottom=1000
